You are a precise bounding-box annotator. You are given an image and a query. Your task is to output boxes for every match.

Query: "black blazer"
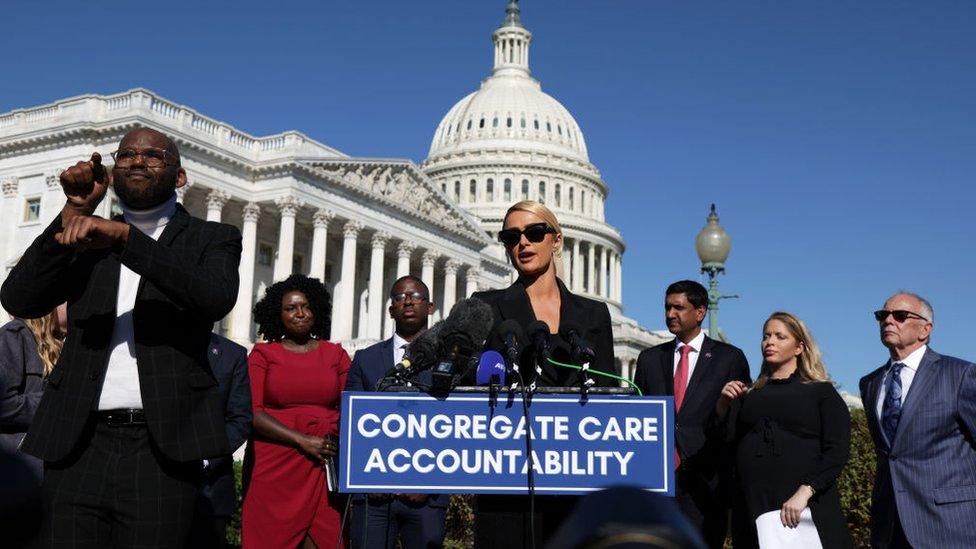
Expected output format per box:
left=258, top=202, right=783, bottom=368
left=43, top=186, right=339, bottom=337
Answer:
left=199, top=333, right=252, bottom=517
left=471, top=278, right=616, bottom=387
left=0, top=205, right=242, bottom=462
left=633, top=335, right=750, bottom=476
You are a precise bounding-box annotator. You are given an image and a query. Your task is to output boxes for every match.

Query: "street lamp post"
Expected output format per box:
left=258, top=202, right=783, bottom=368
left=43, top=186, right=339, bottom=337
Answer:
left=695, top=204, right=738, bottom=339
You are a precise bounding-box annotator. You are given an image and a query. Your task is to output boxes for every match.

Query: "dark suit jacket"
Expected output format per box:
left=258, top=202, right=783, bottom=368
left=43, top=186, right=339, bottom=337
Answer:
left=0, top=319, right=46, bottom=477
left=347, top=337, right=447, bottom=508
left=859, top=348, right=976, bottom=549
left=471, top=278, right=616, bottom=387
left=633, top=335, right=750, bottom=480
left=199, top=333, right=252, bottom=517
left=0, top=205, right=242, bottom=462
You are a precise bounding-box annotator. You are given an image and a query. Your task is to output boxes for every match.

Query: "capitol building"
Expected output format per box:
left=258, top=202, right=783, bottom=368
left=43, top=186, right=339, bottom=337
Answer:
left=0, top=2, right=667, bottom=380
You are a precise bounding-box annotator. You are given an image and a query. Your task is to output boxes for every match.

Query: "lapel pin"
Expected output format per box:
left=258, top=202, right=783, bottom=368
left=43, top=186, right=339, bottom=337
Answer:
left=703, top=352, right=712, bottom=359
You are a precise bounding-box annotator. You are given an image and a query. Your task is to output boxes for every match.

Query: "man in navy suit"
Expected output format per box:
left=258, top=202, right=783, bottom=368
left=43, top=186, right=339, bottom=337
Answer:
left=346, top=275, right=448, bottom=549
left=859, top=292, right=976, bottom=549
left=633, top=280, right=751, bottom=548
left=187, top=333, right=252, bottom=548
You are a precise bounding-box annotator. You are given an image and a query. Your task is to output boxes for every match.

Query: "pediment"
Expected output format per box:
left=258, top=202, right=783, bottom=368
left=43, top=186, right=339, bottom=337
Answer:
left=302, top=159, right=492, bottom=247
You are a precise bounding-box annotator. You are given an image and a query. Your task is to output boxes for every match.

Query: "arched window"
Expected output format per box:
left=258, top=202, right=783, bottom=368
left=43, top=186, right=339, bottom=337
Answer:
left=506, top=117, right=512, bottom=128
left=467, top=119, right=472, bottom=130
left=486, top=178, right=494, bottom=201
left=538, top=181, right=546, bottom=204
left=492, top=117, right=498, bottom=128
left=557, top=124, right=562, bottom=135
left=521, top=179, right=529, bottom=200
left=441, top=182, right=447, bottom=194
left=534, top=119, right=539, bottom=130
left=546, top=122, right=552, bottom=132
left=454, top=181, right=461, bottom=202
left=479, top=118, right=485, bottom=129
left=580, top=190, right=586, bottom=212
left=504, top=178, right=512, bottom=201
left=555, top=183, right=561, bottom=207
left=520, top=117, right=526, bottom=128
left=569, top=187, right=575, bottom=209
left=470, top=179, right=477, bottom=202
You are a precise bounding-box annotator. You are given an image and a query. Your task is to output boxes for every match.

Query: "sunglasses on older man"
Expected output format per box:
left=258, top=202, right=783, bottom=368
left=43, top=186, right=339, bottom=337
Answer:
left=873, top=309, right=929, bottom=323
left=498, top=223, right=556, bottom=247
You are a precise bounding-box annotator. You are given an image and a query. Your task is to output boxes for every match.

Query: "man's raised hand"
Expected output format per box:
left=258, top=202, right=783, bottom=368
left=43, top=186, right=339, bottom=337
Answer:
left=60, top=152, right=110, bottom=220
left=54, top=216, right=129, bottom=251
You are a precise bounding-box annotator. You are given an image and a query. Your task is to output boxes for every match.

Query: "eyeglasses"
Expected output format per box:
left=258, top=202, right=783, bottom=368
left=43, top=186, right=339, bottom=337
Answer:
left=391, top=291, right=428, bottom=304
left=498, top=223, right=557, bottom=247
left=110, top=147, right=178, bottom=168
left=873, top=309, right=929, bottom=323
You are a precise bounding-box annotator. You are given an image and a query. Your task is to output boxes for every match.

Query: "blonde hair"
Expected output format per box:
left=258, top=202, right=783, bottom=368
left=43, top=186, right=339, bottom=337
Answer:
left=503, top=200, right=565, bottom=278
left=753, top=311, right=829, bottom=390
left=23, top=309, right=64, bottom=378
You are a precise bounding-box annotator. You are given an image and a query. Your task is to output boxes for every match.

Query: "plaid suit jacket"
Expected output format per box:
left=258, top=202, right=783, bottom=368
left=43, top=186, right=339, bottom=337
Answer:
left=0, top=205, right=242, bottom=463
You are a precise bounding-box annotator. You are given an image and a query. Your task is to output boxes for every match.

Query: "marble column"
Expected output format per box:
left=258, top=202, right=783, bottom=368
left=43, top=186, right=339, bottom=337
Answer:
left=175, top=181, right=192, bottom=204
left=396, top=241, right=416, bottom=278
left=572, top=238, right=582, bottom=293
left=616, top=253, right=623, bottom=302
left=1, top=178, right=19, bottom=278
left=367, top=231, right=391, bottom=340
left=561, top=241, right=571, bottom=285
left=308, top=209, right=334, bottom=283
left=421, top=250, right=440, bottom=312
left=588, top=243, right=597, bottom=296
left=230, top=202, right=260, bottom=344
left=205, top=189, right=230, bottom=222
left=598, top=246, right=608, bottom=298
left=442, top=259, right=460, bottom=314
left=465, top=267, right=481, bottom=298
left=332, top=221, right=363, bottom=341
left=272, top=195, right=303, bottom=281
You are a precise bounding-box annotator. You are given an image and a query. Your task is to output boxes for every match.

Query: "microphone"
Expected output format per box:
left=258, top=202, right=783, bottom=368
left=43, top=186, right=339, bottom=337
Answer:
left=526, top=320, right=551, bottom=386
left=497, top=319, right=525, bottom=364
left=565, top=326, right=596, bottom=365
left=475, top=350, right=507, bottom=386
left=378, top=323, right=441, bottom=388
left=410, top=298, right=494, bottom=391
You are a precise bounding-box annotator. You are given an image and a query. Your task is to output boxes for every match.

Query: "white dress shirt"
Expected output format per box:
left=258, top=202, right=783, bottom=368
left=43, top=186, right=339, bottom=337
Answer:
left=875, top=344, right=927, bottom=424
left=97, top=195, right=177, bottom=410
left=392, top=333, right=409, bottom=366
left=673, top=330, right=706, bottom=390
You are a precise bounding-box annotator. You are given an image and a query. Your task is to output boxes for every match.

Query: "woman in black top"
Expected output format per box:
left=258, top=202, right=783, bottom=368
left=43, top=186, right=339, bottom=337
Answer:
left=717, top=312, right=853, bottom=548
left=472, top=200, right=615, bottom=387
left=471, top=200, right=616, bottom=548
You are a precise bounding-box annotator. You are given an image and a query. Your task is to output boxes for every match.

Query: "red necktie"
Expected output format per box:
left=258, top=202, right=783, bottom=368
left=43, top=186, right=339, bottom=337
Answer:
left=674, top=344, right=694, bottom=469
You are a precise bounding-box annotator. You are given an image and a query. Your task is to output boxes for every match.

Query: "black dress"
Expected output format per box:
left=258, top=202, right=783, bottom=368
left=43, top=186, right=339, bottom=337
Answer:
left=731, top=374, right=853, bottom=548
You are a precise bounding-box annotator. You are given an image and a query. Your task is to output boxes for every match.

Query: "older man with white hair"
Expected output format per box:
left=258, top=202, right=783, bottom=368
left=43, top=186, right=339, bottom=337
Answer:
left=859, top=292, right=976, bottom=549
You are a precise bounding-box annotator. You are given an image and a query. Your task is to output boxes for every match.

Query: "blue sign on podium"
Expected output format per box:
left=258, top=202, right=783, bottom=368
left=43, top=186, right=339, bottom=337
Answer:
left=339, top=391, right=674, bottom=496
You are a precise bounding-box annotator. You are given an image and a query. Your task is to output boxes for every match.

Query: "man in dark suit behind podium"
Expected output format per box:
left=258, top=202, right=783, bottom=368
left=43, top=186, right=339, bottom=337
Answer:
left=346, top=275, right=448, bottom=549
left=0, top=127, right=242, bottom=547
left=187, top=332, right=252, bottom=548
left=633, top=280, right=751, bottom=548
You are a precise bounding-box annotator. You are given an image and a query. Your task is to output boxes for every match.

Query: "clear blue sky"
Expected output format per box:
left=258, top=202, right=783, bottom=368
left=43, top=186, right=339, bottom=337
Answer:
left=3, top=0, right=973, bottom=392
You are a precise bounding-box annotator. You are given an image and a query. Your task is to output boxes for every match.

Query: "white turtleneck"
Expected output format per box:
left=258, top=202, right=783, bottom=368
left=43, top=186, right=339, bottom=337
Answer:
left=97, top=194, right=177, bottom=410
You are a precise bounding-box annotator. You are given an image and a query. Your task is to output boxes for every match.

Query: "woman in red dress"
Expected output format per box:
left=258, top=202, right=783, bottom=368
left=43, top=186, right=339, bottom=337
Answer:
left=242, top=274, right=350, bottom=548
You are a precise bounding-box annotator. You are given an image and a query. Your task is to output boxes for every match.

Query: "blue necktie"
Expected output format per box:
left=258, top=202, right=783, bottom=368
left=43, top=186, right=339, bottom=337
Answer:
left=881, top=362, right=905, bottom=445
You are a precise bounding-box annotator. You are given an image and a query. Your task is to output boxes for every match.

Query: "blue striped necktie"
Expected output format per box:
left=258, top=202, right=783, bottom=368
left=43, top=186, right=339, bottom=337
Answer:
left=881, top=362, right=905, bottom=445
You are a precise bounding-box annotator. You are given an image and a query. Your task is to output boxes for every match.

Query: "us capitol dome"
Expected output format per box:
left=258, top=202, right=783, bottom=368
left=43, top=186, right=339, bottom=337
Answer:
left=421, top=1, right=668, bottom=376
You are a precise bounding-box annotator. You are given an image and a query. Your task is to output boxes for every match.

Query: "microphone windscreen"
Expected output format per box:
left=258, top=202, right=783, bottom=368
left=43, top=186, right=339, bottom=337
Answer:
left=406, top=322, right=442, bottom=370
left=498, top=319, right=526, bottom=343
left=475, top=350, right=506, bottom=386
left=445, top=298, right=494, bottom=346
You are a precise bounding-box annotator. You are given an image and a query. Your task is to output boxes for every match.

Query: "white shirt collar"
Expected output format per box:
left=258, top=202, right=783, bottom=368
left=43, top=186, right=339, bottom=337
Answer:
left=675, top=330, right=706, bottom=353
left=392, top=332, right=409, bottom=351
left=890, top=344, right=927, bottom=372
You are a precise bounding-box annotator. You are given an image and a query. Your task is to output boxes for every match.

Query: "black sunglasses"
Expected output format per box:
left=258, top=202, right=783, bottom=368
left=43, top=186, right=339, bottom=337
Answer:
left=498, top=223, right=556, bottom=247
left=873, top=309, right=928, bottom=323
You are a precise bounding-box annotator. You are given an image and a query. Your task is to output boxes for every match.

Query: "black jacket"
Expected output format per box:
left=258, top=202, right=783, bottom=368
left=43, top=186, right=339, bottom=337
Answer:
left=199, top=333, right=252, bottom=517
left=633, top=335, right=750, bottom=476
left=471, top=278, right=616, bottom=388
left=0, top=205, right=242, bottom=462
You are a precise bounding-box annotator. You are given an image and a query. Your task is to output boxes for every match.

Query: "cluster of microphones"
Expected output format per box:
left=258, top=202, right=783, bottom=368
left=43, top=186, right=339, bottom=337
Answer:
left=377, top=298, right=599, bottom=394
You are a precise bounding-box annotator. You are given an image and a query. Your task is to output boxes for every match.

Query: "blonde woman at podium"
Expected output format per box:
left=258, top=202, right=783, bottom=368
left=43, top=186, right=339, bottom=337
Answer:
left=470, top=200, right=616, bottom=548
left=472, top=200, right=616, bottom=388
